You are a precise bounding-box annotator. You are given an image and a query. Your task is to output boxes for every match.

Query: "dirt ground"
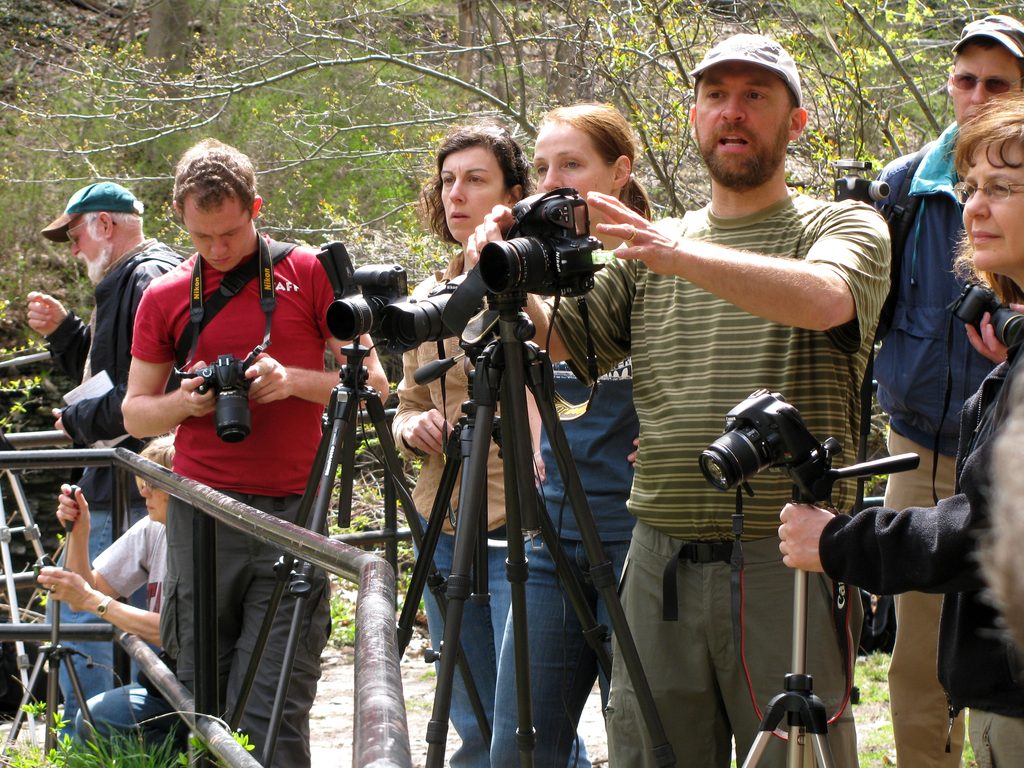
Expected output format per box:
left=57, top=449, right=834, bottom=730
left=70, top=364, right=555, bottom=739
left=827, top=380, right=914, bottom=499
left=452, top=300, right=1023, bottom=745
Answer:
left=310, top=637, right=893, bottom=768
left=308, top=631, right=609, bottom=767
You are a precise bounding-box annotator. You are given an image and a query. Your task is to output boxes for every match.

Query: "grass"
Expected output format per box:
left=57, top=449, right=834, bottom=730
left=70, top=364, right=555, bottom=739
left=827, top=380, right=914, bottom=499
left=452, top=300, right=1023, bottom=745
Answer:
left=855, top=652, right=898, bottom=766
left=853, top=652, right=976, bottom=768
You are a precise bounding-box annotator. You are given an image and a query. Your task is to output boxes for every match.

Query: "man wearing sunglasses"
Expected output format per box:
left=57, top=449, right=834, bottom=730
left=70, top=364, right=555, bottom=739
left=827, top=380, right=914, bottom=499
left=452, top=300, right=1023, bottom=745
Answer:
left=872, top=15, right=1024, bottom=767
left=26, top=182, right=181, bottom=735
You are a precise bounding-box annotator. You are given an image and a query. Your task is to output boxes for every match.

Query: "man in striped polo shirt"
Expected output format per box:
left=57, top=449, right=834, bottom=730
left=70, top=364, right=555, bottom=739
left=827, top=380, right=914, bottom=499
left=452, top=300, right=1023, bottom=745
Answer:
left=479, top=33, right=890, bottom=767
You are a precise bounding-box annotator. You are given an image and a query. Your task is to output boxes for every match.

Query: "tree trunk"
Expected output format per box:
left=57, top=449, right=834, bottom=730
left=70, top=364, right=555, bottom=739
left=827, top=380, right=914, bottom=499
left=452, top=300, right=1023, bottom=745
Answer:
left=146, top=0, right=191, bottom=72
left=457, top=0, right=476, bottom=83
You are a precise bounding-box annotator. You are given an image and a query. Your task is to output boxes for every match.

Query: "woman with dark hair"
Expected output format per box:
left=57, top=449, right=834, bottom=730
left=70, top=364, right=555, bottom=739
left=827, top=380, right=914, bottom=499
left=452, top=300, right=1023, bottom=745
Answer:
left=392, top=120, right=530, bottom=767
left=778, top=93, right=1024, bottom=766
left=489, top=103, right=648, bottom=767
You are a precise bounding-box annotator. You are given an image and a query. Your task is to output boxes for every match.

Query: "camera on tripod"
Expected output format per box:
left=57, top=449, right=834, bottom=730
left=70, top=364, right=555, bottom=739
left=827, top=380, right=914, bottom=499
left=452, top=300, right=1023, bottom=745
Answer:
left=699, top=390, right=839, bottom=500
left=325, top=264, right=408, bottom=341
left=951, top=282, right=1024, bottom=348
left=479, top=188, right=604, bottom=297
left=375, top=277, right=463, bottom=353
left=182, top=348, right=264, bottom=443
left=832, top=160, right=889, bottom=205
left=700, top=390, right=920, bottom=505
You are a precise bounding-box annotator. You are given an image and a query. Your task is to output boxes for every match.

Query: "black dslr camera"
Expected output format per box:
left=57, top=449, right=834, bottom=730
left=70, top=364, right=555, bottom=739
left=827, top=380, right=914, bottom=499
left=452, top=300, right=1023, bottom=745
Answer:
left=832, top=160, right=890, bottom=205
left=377, top=276, right=462, bottom=353
left=951, top=283, right=1024, bottom=348
left=188, top=353, right=256, bottom=443
left=479, top=187, right=604, bottom=297
left=699, top=390, right=837, bottom=500
left=700, top=390, right=920, bottom=504
left=325, top=264, right=408, bottom=341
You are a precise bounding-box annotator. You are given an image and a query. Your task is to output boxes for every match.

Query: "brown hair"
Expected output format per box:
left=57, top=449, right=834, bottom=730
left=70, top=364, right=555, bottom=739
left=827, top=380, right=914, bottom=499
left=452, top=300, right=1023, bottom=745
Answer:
left=954, top=93, right=1024, bottom=304
left=539, top=103, right=652, bottom=219
left=420, top=121, right=532, bottom=276
left=173, top=139, right=258, bottom=214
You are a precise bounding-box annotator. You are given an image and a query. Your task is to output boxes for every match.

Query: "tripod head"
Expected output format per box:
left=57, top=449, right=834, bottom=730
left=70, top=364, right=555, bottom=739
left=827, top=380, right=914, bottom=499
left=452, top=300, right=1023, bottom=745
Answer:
left=789, top=449, right=919, bottom=505
left=701, top=390, right=920, bottom=505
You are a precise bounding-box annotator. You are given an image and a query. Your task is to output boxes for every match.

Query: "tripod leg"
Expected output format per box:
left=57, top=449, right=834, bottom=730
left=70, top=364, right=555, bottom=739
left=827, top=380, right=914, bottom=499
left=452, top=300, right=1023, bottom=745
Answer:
left=808, top=732, right=836, bottom=768
left=524, top=346, right=676, bottom=768
left=228, top=381, right=357, bottom=728
left=61, top=647, right=95, bottom=735
left=740, top=730, right=775, bottom=768
left=424, top=395, right=496, bottom=768
left=0, top=480, right=41, bottom=739
left=498, top=427, right=537, bottom=764
left=2, top=644, right=48, bottom=752
left=255, top=383, right=360, bottom=764
left=531, top=503, right=610, bottom=675
left=395, top=427, right=461, bottom=655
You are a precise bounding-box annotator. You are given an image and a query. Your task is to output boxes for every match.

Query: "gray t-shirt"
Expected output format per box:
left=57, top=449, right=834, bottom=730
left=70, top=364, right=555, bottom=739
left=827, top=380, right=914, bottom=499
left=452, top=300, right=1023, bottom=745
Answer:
left=94, top=517, right=167, bottom=613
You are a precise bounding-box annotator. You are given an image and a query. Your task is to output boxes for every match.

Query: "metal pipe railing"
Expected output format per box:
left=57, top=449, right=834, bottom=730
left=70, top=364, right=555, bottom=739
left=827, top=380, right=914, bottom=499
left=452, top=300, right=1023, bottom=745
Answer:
left=118, top=632, right=262, bottom=768
left=0, top=446, right=412, bottom=767
left=0, top=351, right=51, bottom=371
left=0, top=624, right=114, bottom=642
left=354, top=556, right=411, bottom=766
left=4, top=431, right=71, bottom=450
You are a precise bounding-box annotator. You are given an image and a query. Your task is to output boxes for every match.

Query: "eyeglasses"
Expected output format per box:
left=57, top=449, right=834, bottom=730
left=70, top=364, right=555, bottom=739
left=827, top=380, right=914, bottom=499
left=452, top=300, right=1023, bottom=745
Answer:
left=952, top=180, right=1024, bottom=204
left=66, top=220, right=88, bottom=245
left=950, top=72, right=1021, bottom=95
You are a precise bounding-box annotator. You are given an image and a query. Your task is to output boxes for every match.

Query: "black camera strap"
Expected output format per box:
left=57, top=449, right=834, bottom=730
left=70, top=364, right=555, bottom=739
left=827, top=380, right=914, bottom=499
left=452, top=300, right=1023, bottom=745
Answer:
left=175, top=236, right=295, bottom=370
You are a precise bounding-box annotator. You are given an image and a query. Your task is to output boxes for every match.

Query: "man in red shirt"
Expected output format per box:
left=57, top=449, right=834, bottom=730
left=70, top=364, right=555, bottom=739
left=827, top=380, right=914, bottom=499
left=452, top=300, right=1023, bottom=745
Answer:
left=123, top=138, right=386, bottom=767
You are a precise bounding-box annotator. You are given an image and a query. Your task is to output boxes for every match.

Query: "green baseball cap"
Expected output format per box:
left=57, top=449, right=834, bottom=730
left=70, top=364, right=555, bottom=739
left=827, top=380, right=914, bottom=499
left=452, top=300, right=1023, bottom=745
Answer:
left=41, top=182, right=144, bottom=242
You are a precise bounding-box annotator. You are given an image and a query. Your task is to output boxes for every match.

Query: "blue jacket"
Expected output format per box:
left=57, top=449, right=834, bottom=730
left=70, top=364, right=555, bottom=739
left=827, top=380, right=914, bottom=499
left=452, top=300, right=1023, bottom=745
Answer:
left=874, top=123, right=994, bottom=455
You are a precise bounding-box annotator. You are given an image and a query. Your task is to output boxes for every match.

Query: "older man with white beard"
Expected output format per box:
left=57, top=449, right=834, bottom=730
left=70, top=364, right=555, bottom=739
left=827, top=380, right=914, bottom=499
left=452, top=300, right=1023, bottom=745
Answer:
left=27, top=181, right=180, bottom=735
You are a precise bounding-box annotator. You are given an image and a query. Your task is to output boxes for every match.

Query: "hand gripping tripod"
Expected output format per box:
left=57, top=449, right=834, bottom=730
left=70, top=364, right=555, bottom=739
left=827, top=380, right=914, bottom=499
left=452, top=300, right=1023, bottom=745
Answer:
left=417, top=289, right=675, bottom=768
left=3, top=556, right=97, bottom=755
left=742, top=451, right=919, bottom=768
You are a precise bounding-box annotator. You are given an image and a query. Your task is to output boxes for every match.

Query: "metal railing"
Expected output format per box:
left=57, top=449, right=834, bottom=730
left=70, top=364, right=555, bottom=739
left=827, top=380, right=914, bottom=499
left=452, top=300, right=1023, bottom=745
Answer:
left=0, top=446, right=412, bottom=767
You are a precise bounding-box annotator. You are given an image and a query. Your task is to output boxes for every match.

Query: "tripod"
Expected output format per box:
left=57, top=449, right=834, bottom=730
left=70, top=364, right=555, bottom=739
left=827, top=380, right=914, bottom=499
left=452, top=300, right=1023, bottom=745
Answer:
left=225, top=341, right=431, bottom=765
left=3, top=561, right=95, bottom=755
left=742, top=452, right=919, bottom=767
left=419, top=289, right=675, bottom=768
left=0, top=430, right=47, bottom=743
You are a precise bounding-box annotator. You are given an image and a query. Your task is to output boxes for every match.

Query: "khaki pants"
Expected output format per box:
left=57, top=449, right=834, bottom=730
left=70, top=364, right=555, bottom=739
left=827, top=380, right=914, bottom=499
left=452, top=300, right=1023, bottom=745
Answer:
left=969, top=710, right=1024, bottom=768
left=884, top=430, right=964, bottom=767
left=605, top=522, right=859, bottom=768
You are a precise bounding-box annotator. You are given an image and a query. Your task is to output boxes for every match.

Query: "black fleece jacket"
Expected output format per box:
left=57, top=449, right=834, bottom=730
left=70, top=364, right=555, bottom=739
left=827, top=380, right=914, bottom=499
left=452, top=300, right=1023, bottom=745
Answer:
left=820, top=344, right=1024, bottom=717
left=46, top=240, right=179, bottom=509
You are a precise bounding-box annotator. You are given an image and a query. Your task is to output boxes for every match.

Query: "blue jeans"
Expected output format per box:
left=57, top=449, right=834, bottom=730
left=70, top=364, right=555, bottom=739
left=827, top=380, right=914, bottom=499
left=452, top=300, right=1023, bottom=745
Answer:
left=75, top=683, right=182, bottom=749
left=490, top=537, right=630, bottom=768
left=419, top=521, right=511, bottom=768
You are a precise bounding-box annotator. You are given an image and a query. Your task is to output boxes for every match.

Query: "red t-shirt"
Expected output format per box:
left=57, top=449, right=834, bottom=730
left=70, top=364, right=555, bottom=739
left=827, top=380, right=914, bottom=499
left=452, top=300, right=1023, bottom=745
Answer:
left=132, top=243, right=334, bottom=495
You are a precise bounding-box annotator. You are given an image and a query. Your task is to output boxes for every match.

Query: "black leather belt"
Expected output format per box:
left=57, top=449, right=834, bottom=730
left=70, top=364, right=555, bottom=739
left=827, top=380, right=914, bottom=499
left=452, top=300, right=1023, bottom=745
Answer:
left=663, top=539, right=735, bottom=620
left=677, top=540, right=733, bottom=564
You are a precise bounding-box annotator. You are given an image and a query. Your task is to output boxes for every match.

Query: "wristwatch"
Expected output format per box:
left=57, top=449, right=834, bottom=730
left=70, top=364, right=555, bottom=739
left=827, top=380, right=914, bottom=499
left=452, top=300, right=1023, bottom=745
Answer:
left=96, top=595, right=114, bottom=616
